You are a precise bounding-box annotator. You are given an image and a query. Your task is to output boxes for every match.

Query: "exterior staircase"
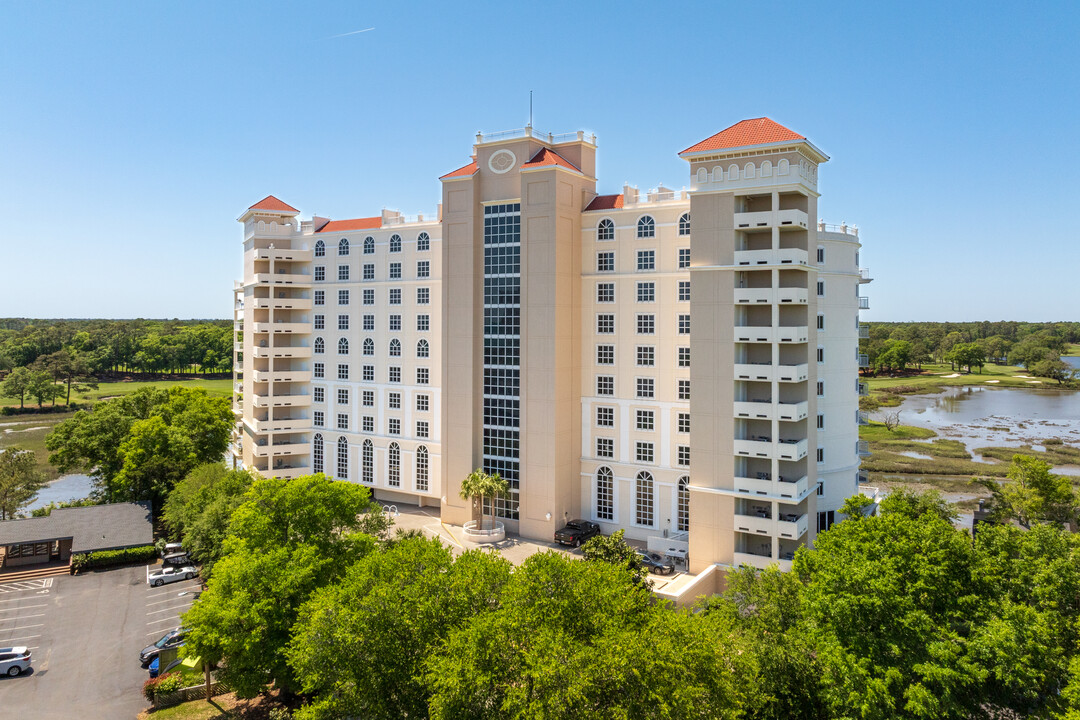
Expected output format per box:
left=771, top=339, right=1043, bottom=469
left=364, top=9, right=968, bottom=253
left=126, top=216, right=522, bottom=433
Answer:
left=0, top=560, right=70, bottom=583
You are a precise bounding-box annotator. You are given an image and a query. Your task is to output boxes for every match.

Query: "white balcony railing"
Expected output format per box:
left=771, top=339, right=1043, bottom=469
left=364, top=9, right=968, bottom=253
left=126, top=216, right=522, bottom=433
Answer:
left=777, top=401, right=809, bottom=422
left=252, top=272, right=311, bottom=286
left=733, top=474, right=809, bottom=500
left=734, top=287, right=809, bottom=305
left=858, top=324, right=870, bottom=339
left=734, top=400, right=774, bottom=420
left=858, top=353, right=870, bottom=368
left=252, top=322, right=309, bottom=335
left=734, top=513, right=774, bottom=536
left=857, top=440, right=871, bottom=457
left=735, top=362, right=807, bottom=383
left=858, top=381, right=870, bottom=396
left=254, top=247, right=312, bottom=262
left=777, top=363, right=809, bottom=382
left=734, top=438, right=808, bottom=461
left=778, top=326, right=809, bottom=343
left=778, top=438, right=808, bottom=461
left=733, top=248, right=809, bottom=267
left=734, top=209, right=809, bottom=230
left=858, top=296, right=870, bottom=310
left=776, top=514, right=808, bottom=540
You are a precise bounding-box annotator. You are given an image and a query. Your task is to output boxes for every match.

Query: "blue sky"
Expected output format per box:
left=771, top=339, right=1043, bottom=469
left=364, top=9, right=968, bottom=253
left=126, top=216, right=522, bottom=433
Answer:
left=1, top=0, right=1077, bottom=321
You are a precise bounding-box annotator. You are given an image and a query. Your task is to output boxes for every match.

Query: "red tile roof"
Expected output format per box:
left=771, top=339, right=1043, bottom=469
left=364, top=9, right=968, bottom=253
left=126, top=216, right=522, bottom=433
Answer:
left=440, top=160, right=478, bottom=179
left=521, top=147, right=580, bottom=172
left=316, top=217, right=382, bottom=233
left=248, top=195, right=298, bottom=213
left=584, top=194, right=624, bottom=212
left=680, top=118, right=805, bottom=155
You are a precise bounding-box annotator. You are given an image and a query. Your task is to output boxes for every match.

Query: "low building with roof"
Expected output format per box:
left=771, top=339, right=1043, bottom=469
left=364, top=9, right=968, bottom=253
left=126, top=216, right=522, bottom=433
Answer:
left=0, top=502, right=153, bottom=568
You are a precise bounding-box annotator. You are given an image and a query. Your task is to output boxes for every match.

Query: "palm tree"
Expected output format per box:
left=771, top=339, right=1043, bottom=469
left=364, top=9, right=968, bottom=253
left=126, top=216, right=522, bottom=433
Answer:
left=459, top=468, right=509, bottom=531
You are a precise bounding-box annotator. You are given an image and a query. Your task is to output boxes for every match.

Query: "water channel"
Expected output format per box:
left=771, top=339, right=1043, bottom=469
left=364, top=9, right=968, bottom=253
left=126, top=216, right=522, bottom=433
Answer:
left=25, top=473, right=94, bottom=512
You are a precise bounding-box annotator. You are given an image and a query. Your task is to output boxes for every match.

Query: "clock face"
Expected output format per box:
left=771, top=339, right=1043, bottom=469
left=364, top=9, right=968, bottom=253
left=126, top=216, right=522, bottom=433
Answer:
left=488, top=149, right=516, bottom=174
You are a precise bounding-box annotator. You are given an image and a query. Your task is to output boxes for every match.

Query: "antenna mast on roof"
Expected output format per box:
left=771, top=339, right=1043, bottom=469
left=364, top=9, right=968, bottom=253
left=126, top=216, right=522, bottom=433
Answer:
left=529, top=90, right=533, bottom=127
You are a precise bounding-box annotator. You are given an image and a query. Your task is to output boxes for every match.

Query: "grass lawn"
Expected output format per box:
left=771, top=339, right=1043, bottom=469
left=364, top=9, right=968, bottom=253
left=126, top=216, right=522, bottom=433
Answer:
left=1063, top=343, right=1080, bottom=357
left=865, top=362, right=1049, bottom=392
left=137, top=690, right=285, bottom=720
left=0, top=377, right=233, bottom=409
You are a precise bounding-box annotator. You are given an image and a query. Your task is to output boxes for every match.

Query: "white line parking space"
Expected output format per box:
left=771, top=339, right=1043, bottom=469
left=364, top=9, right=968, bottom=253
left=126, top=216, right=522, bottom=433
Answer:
left=0, top=578, right=54, bottom=594
left=143, top=576, right=201, bottom=637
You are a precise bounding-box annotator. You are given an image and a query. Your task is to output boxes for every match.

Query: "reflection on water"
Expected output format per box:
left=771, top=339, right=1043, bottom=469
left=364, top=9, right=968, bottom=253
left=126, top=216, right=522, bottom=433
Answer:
left=1063, top=356, right=1080, bottom=370
left=25, top=474, right=94, bottom=512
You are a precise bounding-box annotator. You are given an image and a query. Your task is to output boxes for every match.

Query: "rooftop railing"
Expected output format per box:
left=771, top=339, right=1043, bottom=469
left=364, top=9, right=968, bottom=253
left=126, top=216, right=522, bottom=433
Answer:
left=817, top=221, right=859, bottom=236
left=475, top=126, right=597, bottom=146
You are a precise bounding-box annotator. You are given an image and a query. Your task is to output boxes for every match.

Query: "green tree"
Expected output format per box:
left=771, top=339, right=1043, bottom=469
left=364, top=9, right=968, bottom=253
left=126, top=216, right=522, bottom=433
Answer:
left=974, top=454, right=1078, bottom=529
left=0, top=448, right=45, bottom=520
left=288, top=537, right=512, bottom=720
left=878, top=487, right=959, bottom=523
left=182, top=475, right=384, bottom=699
left=1032, top=357, right=1078, bottom=385
left=581, top=527, right=649, bottom=584
left=458, top=467, right=508, bottom=531
left=162, top=463, right=254, bottom=577
left=0, top=366, right=32, bottom=408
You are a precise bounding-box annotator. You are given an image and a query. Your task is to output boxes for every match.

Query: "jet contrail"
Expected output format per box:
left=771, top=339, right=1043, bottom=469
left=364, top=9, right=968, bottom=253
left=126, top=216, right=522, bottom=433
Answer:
left=327, top=27, right=375, bottom=39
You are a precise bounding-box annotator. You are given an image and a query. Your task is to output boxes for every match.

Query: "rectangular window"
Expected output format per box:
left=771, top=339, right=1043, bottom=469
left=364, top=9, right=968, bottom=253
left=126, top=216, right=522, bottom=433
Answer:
left=678, top=346, right=690, bottom=367
left=817, top=447, right=825, bottom=463
left=636, top=345, right=655, bottom=366
left=363, top=365, right=374, bottom=382
left=389, top=418, right=401, bottom=435
left=390, top=289, right=401, bottom=305
left=636, top=314, right=655, bottom=334
left=678, top=314, right=690, bottom=335
left=313, top=410, right=324, bottom=427
left=363, top=390, right=374, bottom=407
left=337, top=413, right=349, bottom=430
left=313, top=387, right=325, bottom=403
left=338, top=289, right=350, bottom=305
left=314, top=362, right=324, bottom=379
left=417, top=287, right=430, bottom=304
left=363, top=264, right=374, bottom=281
left=362, top=416, right=374, bottom=433
left=416, top=394, right=429, bottom=412
left=390, top=314, right=402, bottom=331
left=817, top=313, right=825, bottom=330
left=635, top=441, right=654, bottom=463
left=390, top=262, right=401, bottom=280
left=337, top=388, right=349, bottom=405
left=817, top=346, right=825, bottom=363
left=363, top=289, right=374, bottom=305
left=597, top=251, right=614, bottom=273
left=636, top=250, right=655, bottom=271
left=677, top=445, right=690, bottom=467
left=636, top=282, right=655, bottom=303
left=314, top=290, right=325, bottom=306
left=417, top=368, right=429, bottom=385
left=418, top=260, right=430, bottom=278
left=636, top=409, right=654, bottom=431
left=596, top=437, right=614, bottom=458
left=596, top=406, right=614, bottom=427
left=677, top=379, right=690, bottom=401
left=337, top=364, right=349, bottom=380
left=817, top=412, right=825, bottom=430
left=314, top=266, right=325, bottom=282
left=363, top=314, right=374, bottom=331
left=817, top=380, right=825, bottom=397
left=597, top=314, right=615, bottom=334
left=338, top=314, right=349, bottom=330
left=417, top=420, right=429, bottom=438
left=817, top=246, right=825, bottom=264
left=597, top=282, right=615, bottom=303
left=389, top=392, right=401, bottom=410
left=677, top=413, right=690, bottom=433
left=678, top=248, right=690, bottom=269
left=678, top=280, right=690, bottom=302
left=314, top=314, right=325, bottom=330
left=597, top=375, right=614, bottom=396
left=817, top=280, right=825, bottom=297
left=389, top=366, right=401, bottom=383
left=636, top=377, right=654, bottom=399
left=417, top=314, right=429, bottom=331
left=338, top=265, right=350, bottom=281
left=597, top=345, right=614, bottom=365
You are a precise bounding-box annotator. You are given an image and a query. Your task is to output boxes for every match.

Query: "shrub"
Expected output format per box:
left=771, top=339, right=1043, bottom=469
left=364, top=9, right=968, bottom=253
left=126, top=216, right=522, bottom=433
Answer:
left=142, top=671, right=183, bottom=702
left=268, top=709, right=294, bottom=720
left=71, top=544, right=157, bottom=572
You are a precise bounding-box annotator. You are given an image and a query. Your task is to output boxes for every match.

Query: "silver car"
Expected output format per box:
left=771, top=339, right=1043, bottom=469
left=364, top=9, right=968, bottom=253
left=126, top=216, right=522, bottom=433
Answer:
left=0, top=647, right=32, bottom=677
left=147, top=565, right=197, bottom=587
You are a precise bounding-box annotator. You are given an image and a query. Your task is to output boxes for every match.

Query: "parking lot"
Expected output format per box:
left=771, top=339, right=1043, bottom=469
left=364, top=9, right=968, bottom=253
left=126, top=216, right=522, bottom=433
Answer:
left=0, top=564, right=201, bottom=719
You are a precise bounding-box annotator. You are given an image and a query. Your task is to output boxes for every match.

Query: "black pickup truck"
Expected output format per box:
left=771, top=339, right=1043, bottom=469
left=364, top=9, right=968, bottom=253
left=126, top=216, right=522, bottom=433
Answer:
left=554, top=519, right=601, bottom=547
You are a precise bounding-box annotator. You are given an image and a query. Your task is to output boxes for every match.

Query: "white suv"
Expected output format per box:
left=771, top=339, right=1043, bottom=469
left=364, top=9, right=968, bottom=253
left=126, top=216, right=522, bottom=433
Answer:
left=0, top=647, right=32, bottom=677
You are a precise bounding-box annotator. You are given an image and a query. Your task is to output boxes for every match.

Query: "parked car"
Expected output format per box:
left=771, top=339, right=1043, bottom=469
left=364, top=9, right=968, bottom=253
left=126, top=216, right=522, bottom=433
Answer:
left=554, top=519, right=601, bottom=547
left=162, top=542, right=184, bottom=556
left=141, top=627, right=188, bottom=666
left=0, top=647, right=32, bottom=677
left=147, top=565, right=197, bottom=587
left=637, top=550, right=676, bottom=575
left=148, top=656, right=184, bottom=679
left=162, top=551, right=191, bottom=568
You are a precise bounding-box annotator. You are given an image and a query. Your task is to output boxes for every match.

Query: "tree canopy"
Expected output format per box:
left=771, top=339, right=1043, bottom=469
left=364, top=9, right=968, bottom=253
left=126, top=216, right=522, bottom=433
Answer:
left=0, top=447, right=45, bottom=520
left=161, top=463, right=254, bottom=577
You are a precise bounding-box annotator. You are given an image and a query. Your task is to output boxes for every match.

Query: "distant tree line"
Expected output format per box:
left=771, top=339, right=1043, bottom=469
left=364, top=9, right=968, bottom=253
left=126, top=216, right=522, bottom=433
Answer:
left=861, top=321, right=1080, bottom=382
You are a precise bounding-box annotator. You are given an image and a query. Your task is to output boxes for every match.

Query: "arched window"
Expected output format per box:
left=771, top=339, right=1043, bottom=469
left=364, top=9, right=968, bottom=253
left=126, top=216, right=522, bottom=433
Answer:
left=728, top=163, right=740, bottom=179
left=362, top=439, right=373, bottom=483
left=713, top=166, right=724, bottom=181
left=336, top=436, right=348, bottom=479
left=312, top=433, right=324, bottom=474
left=743, top=162, right=756, bottom=179
left=635, top=471, right=654, bottom=526
left=314, top=337, right=325, bottom=354
left=778, top=159, right=790, bottom=175
left=760, top=160, right=772, bottom=177
left=363, top=338, right=374, bottom=356
left=636, top=216, right=655, bottom=239
left=389, top=234, right=402, bottom=253
left=678, top=213, right=691, bottom=236
left=338, top=338, right=349, bottom=355
left=416, top=445, right=429, bottom=491
left=417, top=232, right=430, bottom=251
left=696, top=167, right=708, bottom=184
left=596, top=467, right=614, bottom=521
left=677, top=476, right=690, bottom=532
left=389, top=339, right=401, bottom=357
left=314, top=240, right=325, bottom=257
left=388, top=442, right=400, bottom=487
left=338, top=238, right=350, bottom=256
left=416, top=339, right=429, bottom=358
left=597, top=218, right=615, bottom=241
left=363, top=236, right=375, bottom=254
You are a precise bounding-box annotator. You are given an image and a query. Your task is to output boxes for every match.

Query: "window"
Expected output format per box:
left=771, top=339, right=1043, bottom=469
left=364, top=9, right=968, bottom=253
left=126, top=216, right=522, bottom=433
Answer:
left=390, top=262, right=401, bottom=280
left=337, top=364, right=349, bottom=380
left=363, top=338, right=374, bottom=356
left=678, top=379, right=690, bottom=401
left=677, top=413, right=690, bottom=433
left=362, top=439, right=373, bottom=483
left=389, top=339, right=401, bottom=357
left=817, top=346, right=825, bottom=363
left=597, top=251, right=614, bottom=272
left=416, top=394, right=429, bottom=412
left=362, top=416, right=374, bottom=432
left=597, top=375, right=614, bottom=396
left=364, top=236, right=374, bottom=254
left=417, top=420, right=429, bottom=438
left=363, top=365, right=374, bottom=381
left=313, top=433, right=323, bottom=473
left=314, top=240, right=325, bottom=257
left=313, top=387, right=325, bottom=403
left=314, top=314, right=325, bottom=330
left=417, top=287, right=430, bottom=305
left=817, top=280, right=825, bottom=297
left=817, top=412, right=825, bottom=430
left=637, top=314, right=654, bottom=334
left=597, top=437, right=614, bottom=458
left=678, top=248, right=690, bottom=269
left=636, top=249, right=655, bottom=271
left=637, top=282, right=655, bottom=303
left=677, top=477, right=690, bottom=531
left=596, top=406, right=614, bottom=427
left=416, top=368, right=429, bottom=385
left=677, top=445, right=690, bottom=467
left=416, top=446, right=429, bottom=490
left=339, top=289, right=350, bottom=305
left=362, top=390, right=374, bottom=407
left=363, top=264, right=374, bottom=281
left=389, top=234, right=402, bottom=253
left=635, top=471, right=654, bottom=525
left=363, top=289, right=374, bottom=305
left=337, top=388, right=349, bottom=405
left=388, top=443, right=400, bottom=486
left=817, top=313, right=825, bottom=330
left=678, top=213, right=690, bottom=236
left=336, top=436, right=348, bottom=479
left=417, top=260, right=430, bottom=278
left=335, top=238, right=348, bottom=256
left=596, top=467, right=614, bottom=521
left=819, top=481, right=825, bottom=496
left=597, top=345, right=614, bottom=365
left=314, top=265, right=325, bottom=281
left=678, top=280, right=690, bottom=302
left=314, top=337, right=325, bottom=354
left=337, top=413, right=349, bottom=430
left=417, top=232, right=430, bottom=252
left=417, top=339, right=429, bottom=358
left=314, top=290, right=325, bottom=306
left=314, top=362, right=324, bottom=379
left=597, top=314, right=615, bottom=334
left=636, top=377, right=654, bottom=398
left=389, top=418, right=401, bottom=436
left=314, top=410, right=325, bottom=427
left=636, top=345, right=654, bottom=366
left=637, top=216, right=655, bottom=238
left=389, top=366, right=401, bottom=383
left=363, top=314, right=374, bottom=331
left=390, top=289, right=401, bottom=305
left=818, top=510, right=836, bottom=532
left=597, top=283, right=615, bottom=303
left=816, top=246, right=825, bottom=264
left=390, top=314, right=402, bottom=331
left=338, top=338, right=349, bottom=355
left=338, top=265, right=350, bottom=281
left=678, top=347, right=690, bottom=367
left=338, top=314, right=349, bottom=331
left=817, top=380, right=825, bottom=397
left=636, top=442, right=653, bottom=463
left=636, top=409, right=654, bottom=431
left=817, top=447, right=825, bottom=463
left=417, top=314, right=429, bottom=331
left=597, top=218, right=615, bottom=241
left=678, top=314, right=690, bottom=334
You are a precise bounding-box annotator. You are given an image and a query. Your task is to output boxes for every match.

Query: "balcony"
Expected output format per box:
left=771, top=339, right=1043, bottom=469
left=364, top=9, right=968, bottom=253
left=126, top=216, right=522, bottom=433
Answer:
left=734, top=438, right=775, bottom=458
left=252, top=272, right=312, bottom=287
left=252, top=297, right=313, bottom=311
left=858, top=411, right=869, bottom=425
left=733, top=361, right=811, bottom=384
left=857, top=440, right=871, bottom=457
left=777, top=401, right=809, bottom=422
left=254, top=247, right=312, bottom=262
left=252, top=441, right=311, bottom=457
left=858, top=324, right=870, bottom=339
left=264, top=464, right=311, bottom=480
left=734, top=512, right=774, bottom=536
left=777, top=326, right=809, bottom=343
left=858, top=381, right=869, bottom=396
left=252, top=370, right=312, bottom=384
left=734, top=287, right=809, bottom=305
left=858, top=296, right=870, bottom=310
left=733, top=248, right=809, bottom=267
left=859, top=267, right=872, bottom=283
left=777, top=363, right=809, bottom=382
left=777, top=438, right=808, bottom=461
left=252, top=345, right=312, bottom=359
left=858, top=353, right=870, bottom=368
left=251, top=393, right=312, bottom=409
left=776, top=513, right=809, bottom=540
left=733, top=551, right=790, bottom=572
left=247, top=417, right=310, bottom=433
left=734, top=474, right=809, bottom=500
left=252, top=322, right=309, bottom=335
left=734, top=400, right=773, bottom=420
left=734, top=437, right=808, bottom=461
left=734, top=209, right=809, bottom=230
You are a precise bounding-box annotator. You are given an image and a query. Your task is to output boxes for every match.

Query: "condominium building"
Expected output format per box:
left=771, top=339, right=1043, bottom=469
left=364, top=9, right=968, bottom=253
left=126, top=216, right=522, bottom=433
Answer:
left=231, top=117, right=869, bottom=573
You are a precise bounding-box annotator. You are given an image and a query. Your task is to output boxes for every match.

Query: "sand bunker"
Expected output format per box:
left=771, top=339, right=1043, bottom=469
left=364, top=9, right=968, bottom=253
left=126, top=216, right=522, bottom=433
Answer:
left=1026, top=380, right=1043, bottom=384
left=985, top=379, right=1000, bottom=383
left=942, top=373, right=962, bottom=378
